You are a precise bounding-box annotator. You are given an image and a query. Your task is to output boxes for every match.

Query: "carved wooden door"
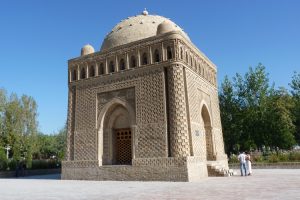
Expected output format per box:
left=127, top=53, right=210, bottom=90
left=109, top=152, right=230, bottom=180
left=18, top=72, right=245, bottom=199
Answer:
left=115, top=128, right=132, bottom=165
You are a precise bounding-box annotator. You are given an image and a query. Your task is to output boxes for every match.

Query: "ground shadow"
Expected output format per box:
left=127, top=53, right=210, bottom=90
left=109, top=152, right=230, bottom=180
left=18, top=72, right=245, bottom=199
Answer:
left=16, top=173, right=61, bottom=180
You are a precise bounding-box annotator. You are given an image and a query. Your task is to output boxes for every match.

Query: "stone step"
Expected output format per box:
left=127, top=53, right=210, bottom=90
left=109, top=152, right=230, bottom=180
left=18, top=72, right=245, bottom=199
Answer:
left=207, top=163, right=233, bottom=177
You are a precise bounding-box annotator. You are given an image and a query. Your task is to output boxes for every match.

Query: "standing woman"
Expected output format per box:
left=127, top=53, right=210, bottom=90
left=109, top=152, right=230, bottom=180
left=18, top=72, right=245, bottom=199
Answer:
left=246, top=152, right=252, bottom=175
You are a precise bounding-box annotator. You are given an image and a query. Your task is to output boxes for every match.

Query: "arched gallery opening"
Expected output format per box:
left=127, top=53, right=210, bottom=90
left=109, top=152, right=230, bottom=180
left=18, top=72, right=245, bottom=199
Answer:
left=201, top=105, right=214, bottom=161
left=101, top=104, right=133, bottom=165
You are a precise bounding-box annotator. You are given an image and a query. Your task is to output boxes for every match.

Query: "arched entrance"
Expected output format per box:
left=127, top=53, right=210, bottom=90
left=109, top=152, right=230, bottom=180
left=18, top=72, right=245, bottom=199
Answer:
left=98, top=99, right=135, bottom=165
left=201, top=105, right=214, bottom=160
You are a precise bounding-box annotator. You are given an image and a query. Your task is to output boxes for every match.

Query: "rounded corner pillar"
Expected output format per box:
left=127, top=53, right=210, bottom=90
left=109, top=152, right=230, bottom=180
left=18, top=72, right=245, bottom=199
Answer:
left=167, top=64, right=191, bottom=157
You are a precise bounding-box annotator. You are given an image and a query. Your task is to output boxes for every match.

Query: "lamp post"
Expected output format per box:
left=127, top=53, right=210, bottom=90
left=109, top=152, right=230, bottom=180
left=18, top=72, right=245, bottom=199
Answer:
left=4, top=145, right=11, bottom=160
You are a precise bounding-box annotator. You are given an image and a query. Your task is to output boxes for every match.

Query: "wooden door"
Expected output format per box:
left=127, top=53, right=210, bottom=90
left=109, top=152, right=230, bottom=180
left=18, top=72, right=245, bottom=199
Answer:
left=115, top=128, right=132, bottom=165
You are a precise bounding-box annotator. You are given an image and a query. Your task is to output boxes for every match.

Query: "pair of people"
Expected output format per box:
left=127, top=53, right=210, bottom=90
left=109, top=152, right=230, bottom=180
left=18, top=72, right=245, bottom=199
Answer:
left=238, top=151, right=252, bottom=176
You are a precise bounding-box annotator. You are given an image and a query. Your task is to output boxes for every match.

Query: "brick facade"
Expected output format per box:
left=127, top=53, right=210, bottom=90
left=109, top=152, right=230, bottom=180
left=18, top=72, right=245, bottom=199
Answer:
left=62, top=12, right=228, bottom=181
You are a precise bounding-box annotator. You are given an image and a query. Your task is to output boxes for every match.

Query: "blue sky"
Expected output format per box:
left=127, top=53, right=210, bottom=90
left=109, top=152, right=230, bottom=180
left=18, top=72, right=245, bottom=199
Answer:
left=0, top=0, right=299, bottom=134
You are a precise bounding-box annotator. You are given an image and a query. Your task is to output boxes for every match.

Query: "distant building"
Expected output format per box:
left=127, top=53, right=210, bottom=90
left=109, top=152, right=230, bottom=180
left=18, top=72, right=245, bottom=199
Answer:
left=62, top=10, right=229, bottom=181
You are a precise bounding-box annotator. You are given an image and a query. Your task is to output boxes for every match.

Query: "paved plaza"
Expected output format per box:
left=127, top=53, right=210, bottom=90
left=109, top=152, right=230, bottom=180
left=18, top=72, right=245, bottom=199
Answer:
left=0, top=169, right=300, bottom=200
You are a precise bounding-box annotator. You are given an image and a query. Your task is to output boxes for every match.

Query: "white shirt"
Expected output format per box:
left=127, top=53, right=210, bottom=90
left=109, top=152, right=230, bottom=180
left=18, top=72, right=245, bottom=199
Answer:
left=238, top=153, right=246, bottom=163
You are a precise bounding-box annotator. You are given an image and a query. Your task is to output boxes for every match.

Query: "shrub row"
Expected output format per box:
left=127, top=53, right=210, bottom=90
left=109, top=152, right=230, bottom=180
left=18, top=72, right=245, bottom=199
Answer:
left=0, top=159, right=60, bottom=171
left=229, top=151, right=300, bottom=163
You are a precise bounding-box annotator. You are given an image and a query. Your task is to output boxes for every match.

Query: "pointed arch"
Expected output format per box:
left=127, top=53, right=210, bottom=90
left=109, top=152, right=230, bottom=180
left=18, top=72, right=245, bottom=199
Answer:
left=80, top=67, right=86, bottom=79
left=167, top=46, right=173, bottom=60
left=98, top=63, right=104, bottom=75
left=97, top=98, right=136, bottom=166
left=200, top=101, right=214, bottom=160
left=119, top=59, right=125, bottom=71
left=89, top=65, right=95, bottom=77
left=72, top=69, right=77, bottom=81
left=109, top=61, right=115, bottom=73
left=130, top=55, right=136, bottom=68
left=153, top=49, right=160, bottom=62
left=142, top=52, right=148, bottom=65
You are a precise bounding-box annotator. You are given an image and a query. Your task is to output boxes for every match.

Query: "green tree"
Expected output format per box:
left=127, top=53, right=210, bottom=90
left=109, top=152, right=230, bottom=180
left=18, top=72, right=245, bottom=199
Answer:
left=219, top=76, right=241, bottom=153
left=19, top=95, right=39, bottom=167
left=0, top=89, right=7, bottom=146
left=33, top=125, right=66, bottom=161
left=1, top=93, right=38, bottom=168
left=290, top=72, right=300, bottom=144
left=55, top=124, right=67, bottom=160
left=220, top=64, right=296, bottom=153
left=34, top=133, right=57, bottom=159
left=265, top=87, right=296, bottom=149
left=3, top=94, right=23, bottom=161
left=234, top=64, right=271, bottom=150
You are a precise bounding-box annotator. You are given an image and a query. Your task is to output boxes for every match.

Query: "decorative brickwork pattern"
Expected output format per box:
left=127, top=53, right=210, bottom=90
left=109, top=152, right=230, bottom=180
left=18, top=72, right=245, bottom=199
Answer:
left=135, top=123, right=167, bottom=158
left=136, top=71, right=168, bottom=158
left=74, top=88, right=97, bottom=161
left=140, top=72, right=166, bottom=124
left=184, top=69, right=204, bottom=157
left=167, top=64, right=190, bottom=157
left=185, top=67, right=226, bottom=161
left=133, top=157, right=187, bottom=167
left=62, top=160, right=98, bottom=168
left=66, top=87, right=76, bottom=161
left=63, top=21, right=229, bottom=181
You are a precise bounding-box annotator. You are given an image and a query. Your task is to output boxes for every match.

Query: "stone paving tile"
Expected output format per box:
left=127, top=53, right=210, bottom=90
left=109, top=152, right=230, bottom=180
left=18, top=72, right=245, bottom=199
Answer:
left=0, top=169, right=300, bottom=200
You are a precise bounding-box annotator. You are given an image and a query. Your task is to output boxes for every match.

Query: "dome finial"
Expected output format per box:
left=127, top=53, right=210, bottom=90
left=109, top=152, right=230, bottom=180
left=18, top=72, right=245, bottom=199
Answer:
left=142, top=8, right=148, bottom=16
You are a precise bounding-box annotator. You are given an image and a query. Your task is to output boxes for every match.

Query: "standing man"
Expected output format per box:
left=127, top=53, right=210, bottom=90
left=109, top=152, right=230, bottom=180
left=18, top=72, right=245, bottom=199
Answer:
left=238, top=152, right=247, bottom=176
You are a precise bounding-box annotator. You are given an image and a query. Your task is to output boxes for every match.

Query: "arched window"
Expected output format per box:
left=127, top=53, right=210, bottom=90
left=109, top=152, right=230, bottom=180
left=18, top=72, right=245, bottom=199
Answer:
left=89, top=65, right=95, bottom=77
left=167, top=46, right=173, bottom=60
left=109, top=61, right=115, bottom=73
left=180, top=47, right=183, bottom=59
left=119, top=59, right=125, bottom=71
left=72, top=69, right=77, bottom=81
left=80, top=67, right=86, bottom=79
left=154, top=49, right=160, bottom=62
left=99, top=63, right=104, bottom=75
left=186, top=52, right=189, bottom=63
left=142, top=53, right=148, bottom=65
left=130, top=56, right=136, bottom=68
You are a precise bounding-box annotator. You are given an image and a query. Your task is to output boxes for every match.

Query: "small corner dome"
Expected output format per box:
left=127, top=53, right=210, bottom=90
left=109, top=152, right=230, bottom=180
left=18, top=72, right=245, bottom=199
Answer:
left=81, top=44, right=95, bottom=56
left=156, top=21, right=176, bottom=35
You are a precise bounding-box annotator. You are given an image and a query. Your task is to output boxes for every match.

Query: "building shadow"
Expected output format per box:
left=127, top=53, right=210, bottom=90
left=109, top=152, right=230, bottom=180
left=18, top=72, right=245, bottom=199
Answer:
left=19, top=173, right=61, bottom=180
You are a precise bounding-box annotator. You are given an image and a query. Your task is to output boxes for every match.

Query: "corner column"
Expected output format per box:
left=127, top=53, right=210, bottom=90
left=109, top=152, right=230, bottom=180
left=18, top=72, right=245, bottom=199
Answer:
left=167, top=64, right=190, bottom=157
left=95, top=62, right=99, bottom=76
left=125, top=53, right=129, bottom=69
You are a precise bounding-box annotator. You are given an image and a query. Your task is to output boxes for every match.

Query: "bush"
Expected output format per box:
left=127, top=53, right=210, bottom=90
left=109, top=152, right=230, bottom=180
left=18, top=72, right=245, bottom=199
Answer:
left=31, top=159, right=60, bottom=170
left=0, top=159, right=8, bottom=170
left=278, top=153, right=289, bottom=162
left=268, top=153, right=279, bottom=163
left=252, top=154, right=264, bottom=163
left=8, top=159, right=17, bottom=170
left=228, top=154, right=239, bottom=163
left=289, top=152, right=300, bottom=161
left=0, top=149, right=8, bottom=170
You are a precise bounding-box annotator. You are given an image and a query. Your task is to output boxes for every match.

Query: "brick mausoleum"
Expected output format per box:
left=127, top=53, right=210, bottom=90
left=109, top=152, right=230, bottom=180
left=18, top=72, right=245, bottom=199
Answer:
left=62, top=10, right=229, bottom=181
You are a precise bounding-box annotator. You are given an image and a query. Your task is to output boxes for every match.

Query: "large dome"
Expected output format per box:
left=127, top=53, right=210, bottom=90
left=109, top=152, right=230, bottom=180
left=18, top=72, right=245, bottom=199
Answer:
left=100, top=10, right=190, bottom=51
